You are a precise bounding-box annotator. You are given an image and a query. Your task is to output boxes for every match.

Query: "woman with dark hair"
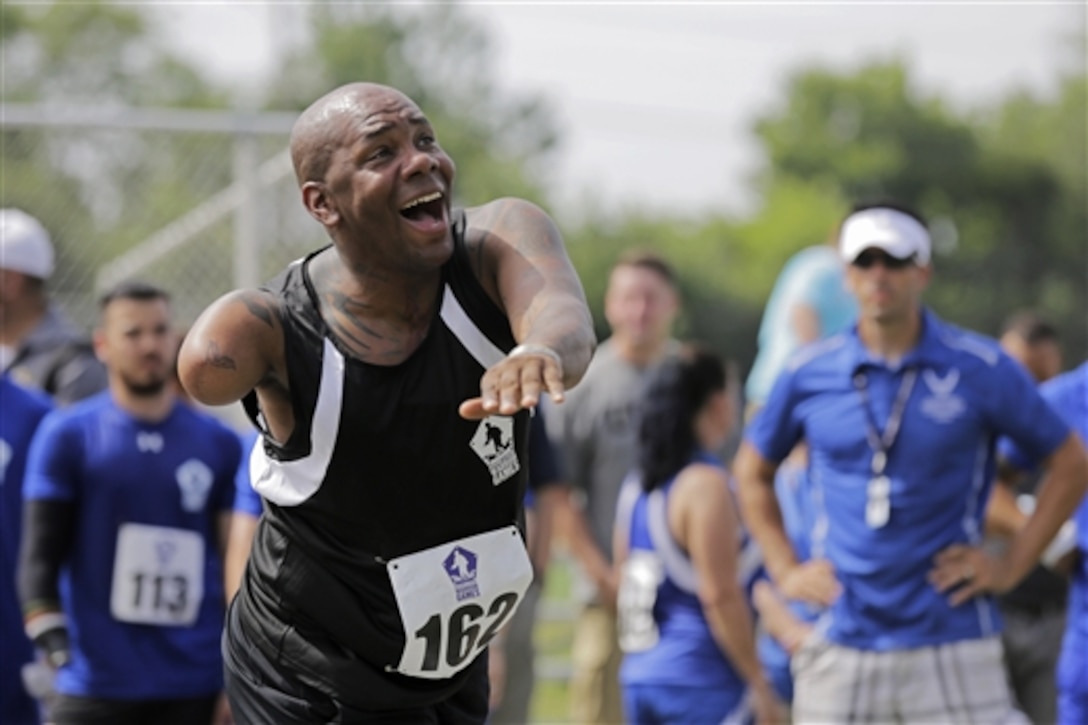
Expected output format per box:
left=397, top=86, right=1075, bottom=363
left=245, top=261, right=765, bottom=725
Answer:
left=613, top=345, right=781, bottom=724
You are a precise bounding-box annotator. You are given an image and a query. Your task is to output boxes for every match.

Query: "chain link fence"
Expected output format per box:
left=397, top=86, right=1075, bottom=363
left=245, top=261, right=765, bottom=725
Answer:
left=2, top=104, right=324, bottom=330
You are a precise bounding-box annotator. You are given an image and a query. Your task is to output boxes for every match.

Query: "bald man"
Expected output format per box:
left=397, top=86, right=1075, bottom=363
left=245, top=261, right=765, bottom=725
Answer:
left=179, top=82, right=595, bottom=723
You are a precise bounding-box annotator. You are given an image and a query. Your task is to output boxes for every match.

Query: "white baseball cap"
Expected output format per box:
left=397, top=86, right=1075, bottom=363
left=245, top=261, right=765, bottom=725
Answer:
left=0, top=208, right=55, bottom=279
left=839, top=207, right=931, bottom=266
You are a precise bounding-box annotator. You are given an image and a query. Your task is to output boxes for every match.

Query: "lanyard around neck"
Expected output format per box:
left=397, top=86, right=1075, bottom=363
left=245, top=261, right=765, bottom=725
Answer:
left=852, top=367, right=918, bottom=475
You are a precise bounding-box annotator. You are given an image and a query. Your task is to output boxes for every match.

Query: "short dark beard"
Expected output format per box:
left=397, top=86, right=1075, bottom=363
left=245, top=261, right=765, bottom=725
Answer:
left=122, top=375, right=167, bottom=398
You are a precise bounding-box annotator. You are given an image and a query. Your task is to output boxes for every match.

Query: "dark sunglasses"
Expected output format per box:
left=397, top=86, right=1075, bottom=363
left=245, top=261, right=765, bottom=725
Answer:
left=852, top=250, right=916, bottom=270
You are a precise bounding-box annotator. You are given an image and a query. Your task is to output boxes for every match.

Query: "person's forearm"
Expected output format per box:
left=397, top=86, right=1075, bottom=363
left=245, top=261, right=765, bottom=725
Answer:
left=984, top=479, right=1027, bottom=539
left=224, top=514, right=259, bottom=603
left=18, top=499, right=76, bottom=667
left=1002, top=434, right=1087, bottom=584
left=518, top=302, right=595, bottom=390
left=556, top=492, right=612, bottom=591
left=737, top=475, right=797, bottom=585
left=704, top=587, right=770, bottom=689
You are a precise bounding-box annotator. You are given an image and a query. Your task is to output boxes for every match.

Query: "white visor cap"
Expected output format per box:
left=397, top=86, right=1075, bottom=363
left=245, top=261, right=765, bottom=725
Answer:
left=0, top=208, right=55, bottom=279
left=839, top=207, right=931, bottom=266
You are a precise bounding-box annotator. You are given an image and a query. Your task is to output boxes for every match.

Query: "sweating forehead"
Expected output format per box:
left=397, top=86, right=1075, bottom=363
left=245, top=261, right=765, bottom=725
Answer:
left=322, top=85, right=422, bottom=125
left=291, top=83, right=426, bottom=181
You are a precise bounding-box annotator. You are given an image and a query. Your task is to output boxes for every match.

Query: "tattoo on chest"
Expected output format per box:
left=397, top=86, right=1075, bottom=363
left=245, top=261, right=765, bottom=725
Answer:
left=320, top=291, right=435, bottom=365
left=323, top=291, right=380, bottom=353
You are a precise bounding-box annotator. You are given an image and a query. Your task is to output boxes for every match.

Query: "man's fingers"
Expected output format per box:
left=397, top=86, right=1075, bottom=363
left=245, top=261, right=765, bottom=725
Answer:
left=462, top=349, right=565, bottom=419
left=933, top=544, right=968, bottom=565
left=458, top=398, right=488, bottom=420
left=948, top=580, right=983, bottom=607
left=543, top=362, right=565, bottom=403
left=518, top=365, right=544, bottom=409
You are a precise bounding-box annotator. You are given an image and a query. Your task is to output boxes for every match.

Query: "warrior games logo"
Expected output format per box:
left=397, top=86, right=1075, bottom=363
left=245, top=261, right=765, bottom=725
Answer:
left=443, top=546, right=480, bottom=601
left=469, top=416, right=520, bottom=485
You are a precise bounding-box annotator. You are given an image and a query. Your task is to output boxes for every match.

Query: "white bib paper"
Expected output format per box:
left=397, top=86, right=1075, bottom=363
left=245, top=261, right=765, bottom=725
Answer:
left=110, top=523, right=204, bottom=626
left=387, top=526, right=532, bottom=679
left=618, top=550, right=664, bottom=653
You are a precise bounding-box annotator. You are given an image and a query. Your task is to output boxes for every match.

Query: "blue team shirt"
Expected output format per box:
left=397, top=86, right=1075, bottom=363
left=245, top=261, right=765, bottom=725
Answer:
left=1, top=377, right=52, bottom=725
left=999, top=362, right=1088, bottom=702
left=746, top=309, right=1070, bottom=650
left=233, top=430, right=262, bottom=517
left=23, top=393, right=241, bottom=699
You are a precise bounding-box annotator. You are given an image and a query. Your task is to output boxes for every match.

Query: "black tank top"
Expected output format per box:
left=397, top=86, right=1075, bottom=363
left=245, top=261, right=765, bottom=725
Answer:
left=235, top=212, right=529, bottom=708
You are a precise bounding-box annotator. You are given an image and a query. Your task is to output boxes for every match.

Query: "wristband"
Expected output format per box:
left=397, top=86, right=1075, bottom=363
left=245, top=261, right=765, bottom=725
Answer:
left=24, top=611, right=66, bottom=642
left=507, top=344, right=562, bottom=369
left=25, top=619, right=71, bottom=669
left=1041, top=520, right=1078, bottom=570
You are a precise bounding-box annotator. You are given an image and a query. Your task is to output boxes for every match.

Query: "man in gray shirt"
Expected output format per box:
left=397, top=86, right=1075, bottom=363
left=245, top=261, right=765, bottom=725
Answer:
left=548, top=250, right=680, bottom=725
left=0, top=209, right=106, bottom=405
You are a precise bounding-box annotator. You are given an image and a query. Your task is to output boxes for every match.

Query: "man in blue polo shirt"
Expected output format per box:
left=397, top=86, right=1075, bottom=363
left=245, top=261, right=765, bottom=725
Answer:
left=999, top=361, right=1088, bottom=725
left=735, top=201, right=1088, bottom=724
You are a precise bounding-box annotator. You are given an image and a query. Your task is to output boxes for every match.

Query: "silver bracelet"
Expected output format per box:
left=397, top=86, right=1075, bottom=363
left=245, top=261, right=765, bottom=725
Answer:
left=507, top=343, right=562, bottom=369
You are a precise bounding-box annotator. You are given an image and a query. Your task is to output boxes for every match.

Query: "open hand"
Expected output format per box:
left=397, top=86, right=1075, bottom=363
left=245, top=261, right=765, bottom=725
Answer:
left=777, top=559, right=842, bottom=608
left=928, top=545, right=1012, bottom=607
left=459, top=345, right=564, bottom=420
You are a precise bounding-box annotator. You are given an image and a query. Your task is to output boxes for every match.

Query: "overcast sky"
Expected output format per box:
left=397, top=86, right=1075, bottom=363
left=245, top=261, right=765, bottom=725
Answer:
left=156, top=2, right=1084, bottom=217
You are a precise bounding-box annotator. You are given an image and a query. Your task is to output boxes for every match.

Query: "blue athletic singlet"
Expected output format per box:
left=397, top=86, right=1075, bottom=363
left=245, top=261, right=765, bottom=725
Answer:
left=616, top=454, right=759, bottom=720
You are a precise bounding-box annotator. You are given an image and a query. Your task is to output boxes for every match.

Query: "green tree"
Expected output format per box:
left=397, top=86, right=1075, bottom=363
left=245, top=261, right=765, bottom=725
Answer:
left=1, top=2, right=235, bottom=295
left=749, top=58, right=1087, bottom=357
left=262, top=4, right=559, bottom=208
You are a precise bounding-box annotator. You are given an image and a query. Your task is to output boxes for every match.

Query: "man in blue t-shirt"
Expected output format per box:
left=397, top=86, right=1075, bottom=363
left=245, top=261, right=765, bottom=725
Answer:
left=999, top=361, right=1088, bottom=725
left=17, top=282, right=241, bottom=725
left=735, top=202, right=1088, bottom=724
left=1, top=377, right=52, bottom=725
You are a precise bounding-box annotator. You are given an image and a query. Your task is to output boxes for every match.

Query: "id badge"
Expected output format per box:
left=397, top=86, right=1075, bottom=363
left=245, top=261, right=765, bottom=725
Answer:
left=866, top=475, right=891, bottom=529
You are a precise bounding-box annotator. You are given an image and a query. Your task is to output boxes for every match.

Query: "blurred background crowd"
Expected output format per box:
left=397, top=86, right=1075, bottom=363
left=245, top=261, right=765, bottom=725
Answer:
left=1, top=3, right=1085, bottom=724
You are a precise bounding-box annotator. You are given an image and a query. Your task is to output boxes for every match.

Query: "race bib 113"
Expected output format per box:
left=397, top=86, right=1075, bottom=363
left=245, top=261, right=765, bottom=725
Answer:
left=110, top=523, right=204, bottom=627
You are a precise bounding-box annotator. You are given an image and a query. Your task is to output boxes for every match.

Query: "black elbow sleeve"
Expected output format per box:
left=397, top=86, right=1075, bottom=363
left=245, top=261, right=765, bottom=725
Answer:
left=17, top=499, right=76, bottom=616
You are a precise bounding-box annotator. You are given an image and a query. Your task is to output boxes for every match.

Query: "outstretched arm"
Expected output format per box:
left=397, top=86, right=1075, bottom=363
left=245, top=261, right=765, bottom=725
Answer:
left=459, top=198, right=595, bottom=419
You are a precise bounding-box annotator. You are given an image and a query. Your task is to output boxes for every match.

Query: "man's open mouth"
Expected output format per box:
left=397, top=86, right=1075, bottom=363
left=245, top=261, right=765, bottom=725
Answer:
left=400, top=191, right=445, bottom=224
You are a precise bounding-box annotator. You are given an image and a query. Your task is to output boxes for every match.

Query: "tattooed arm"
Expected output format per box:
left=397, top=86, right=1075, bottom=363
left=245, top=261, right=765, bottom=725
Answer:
left=178, top=289, right=286, bottom=410
left=459, top=198, right=596, bottom=419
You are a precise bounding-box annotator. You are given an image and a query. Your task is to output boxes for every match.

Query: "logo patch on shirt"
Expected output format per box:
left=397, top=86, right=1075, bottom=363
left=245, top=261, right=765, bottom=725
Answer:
left=175, top=459, right=214, bottom=512
left=155, top=539, right=178, bottom=566
left=469, top=416, right=520, bottom=485
left=443, top=545, right=480, bottom=601
left=136, top=432, right=164, bottom=453
left=919, top=368, right=966, bottom=423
